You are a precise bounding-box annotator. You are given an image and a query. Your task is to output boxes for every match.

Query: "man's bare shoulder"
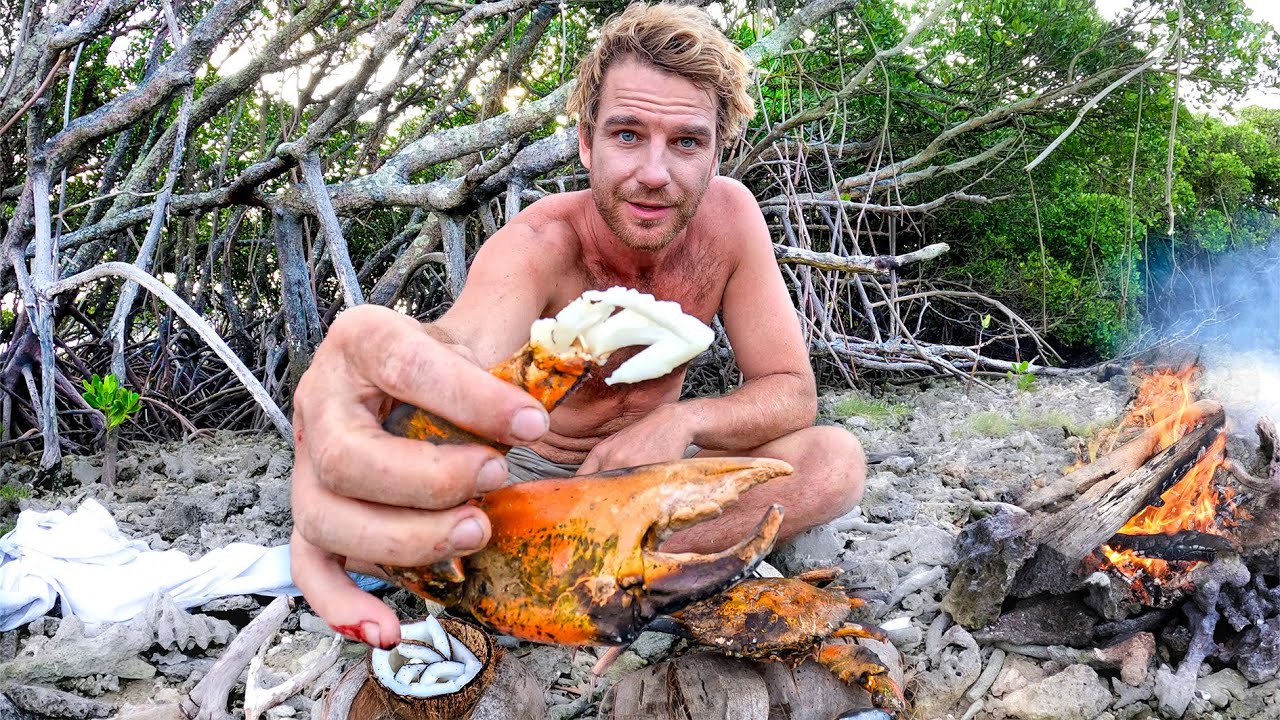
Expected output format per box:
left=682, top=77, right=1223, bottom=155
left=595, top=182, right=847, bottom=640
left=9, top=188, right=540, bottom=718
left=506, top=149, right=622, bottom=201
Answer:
left=498, top=192, right=589, bottom=254
left=484, top=192, right=589, bottom=264
left=696, top=177, right=765, bottom=233
left=707, top=175, right=760, bottom=209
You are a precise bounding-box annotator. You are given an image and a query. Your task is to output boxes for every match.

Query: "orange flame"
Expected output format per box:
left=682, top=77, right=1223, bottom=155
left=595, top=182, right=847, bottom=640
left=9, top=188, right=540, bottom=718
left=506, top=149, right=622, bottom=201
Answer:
left=1095, top=366, right=1243, bottom=600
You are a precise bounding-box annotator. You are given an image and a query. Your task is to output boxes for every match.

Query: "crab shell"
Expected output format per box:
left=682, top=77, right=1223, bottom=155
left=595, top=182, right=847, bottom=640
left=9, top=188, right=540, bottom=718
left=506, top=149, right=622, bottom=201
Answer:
left=382, top=457, right=791, bottom=645
left=649, top=575, right=907, bottom=716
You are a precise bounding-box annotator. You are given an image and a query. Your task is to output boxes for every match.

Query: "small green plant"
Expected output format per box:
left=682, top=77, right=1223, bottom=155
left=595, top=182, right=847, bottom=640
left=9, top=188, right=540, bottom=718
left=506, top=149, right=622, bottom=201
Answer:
left=0, top=484, right=31, bottom=536
left=830, top=395, right=910, bottom=427
left=81, top=374, right=141, bottom=488
left=1006, top=360, right=1037, bottom=392
left=0, top=483, right=32, bottom=502
left=81, top=374, right=141, bottom=429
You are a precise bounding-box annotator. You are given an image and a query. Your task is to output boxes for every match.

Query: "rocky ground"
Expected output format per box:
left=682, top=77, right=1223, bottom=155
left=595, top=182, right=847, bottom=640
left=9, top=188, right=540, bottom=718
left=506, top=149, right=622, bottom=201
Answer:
left=1, top=360, right=1278, bottom=719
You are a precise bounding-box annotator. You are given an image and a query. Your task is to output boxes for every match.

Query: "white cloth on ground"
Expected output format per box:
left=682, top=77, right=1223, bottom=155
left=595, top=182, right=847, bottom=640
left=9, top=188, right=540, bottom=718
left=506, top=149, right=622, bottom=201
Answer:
left=0, top=498, right=302, bottom=630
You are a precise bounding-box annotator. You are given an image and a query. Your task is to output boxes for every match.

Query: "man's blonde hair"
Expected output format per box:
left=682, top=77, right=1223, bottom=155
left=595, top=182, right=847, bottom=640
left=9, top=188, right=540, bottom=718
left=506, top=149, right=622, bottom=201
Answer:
left=567, top=4, right=755, bottom=149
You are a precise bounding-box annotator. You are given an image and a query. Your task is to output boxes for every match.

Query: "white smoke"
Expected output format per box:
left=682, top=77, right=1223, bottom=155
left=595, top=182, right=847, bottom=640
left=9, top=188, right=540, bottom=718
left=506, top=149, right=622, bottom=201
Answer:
left=1161, top=237, right=1280, bottom=435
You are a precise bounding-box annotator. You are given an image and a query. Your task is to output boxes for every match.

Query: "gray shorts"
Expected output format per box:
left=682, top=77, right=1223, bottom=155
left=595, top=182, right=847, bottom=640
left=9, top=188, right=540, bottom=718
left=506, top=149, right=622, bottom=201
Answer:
left=504, top=445, right=701, bottom=483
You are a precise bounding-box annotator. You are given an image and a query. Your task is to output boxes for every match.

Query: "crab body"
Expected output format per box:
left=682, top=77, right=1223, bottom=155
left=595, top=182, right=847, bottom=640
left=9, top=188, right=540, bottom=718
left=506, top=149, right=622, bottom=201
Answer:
left=648, top=570, right=906, bottom=716
left=382, top=457, right=789, bottom=646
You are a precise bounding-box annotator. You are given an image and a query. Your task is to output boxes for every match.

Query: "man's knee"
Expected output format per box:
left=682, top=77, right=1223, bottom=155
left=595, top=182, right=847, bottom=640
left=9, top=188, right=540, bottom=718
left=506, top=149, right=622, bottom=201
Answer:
left=798, top=424, right=866, bottom=516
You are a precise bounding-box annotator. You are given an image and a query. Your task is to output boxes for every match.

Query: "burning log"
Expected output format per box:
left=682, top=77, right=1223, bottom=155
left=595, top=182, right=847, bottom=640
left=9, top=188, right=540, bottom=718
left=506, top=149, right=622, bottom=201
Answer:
left=1022, top=398, right=1220, bottom=512
left=943, top=400, right=1228, bottom=626
left=1009, top=400, right=1225, bottom=599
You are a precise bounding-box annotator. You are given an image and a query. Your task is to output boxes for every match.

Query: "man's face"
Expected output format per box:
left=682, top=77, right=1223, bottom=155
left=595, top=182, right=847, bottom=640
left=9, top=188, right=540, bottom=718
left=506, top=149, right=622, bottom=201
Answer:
left=579, top=58, right=718, bottom=252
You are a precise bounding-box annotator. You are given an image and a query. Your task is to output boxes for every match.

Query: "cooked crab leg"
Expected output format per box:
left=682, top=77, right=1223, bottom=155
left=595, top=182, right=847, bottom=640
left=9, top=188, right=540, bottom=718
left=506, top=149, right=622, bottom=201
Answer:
left=816, top=643, right=906, bottom=715
left=383, top=287, right=714, bottom=448
left=382, top=340, right=595, bottom=447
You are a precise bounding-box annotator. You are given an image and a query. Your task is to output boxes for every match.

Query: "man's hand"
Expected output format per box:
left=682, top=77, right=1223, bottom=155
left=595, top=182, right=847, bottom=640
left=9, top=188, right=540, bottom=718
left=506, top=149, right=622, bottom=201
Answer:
left=289, top=305, right=549, bottom=648
left=575, top=403, right=696, bottom=475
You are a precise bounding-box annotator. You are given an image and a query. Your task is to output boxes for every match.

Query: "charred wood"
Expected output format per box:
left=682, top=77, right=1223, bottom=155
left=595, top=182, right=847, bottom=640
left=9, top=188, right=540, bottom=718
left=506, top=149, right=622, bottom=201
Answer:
left=1107, top=530, right=1237, bottom=563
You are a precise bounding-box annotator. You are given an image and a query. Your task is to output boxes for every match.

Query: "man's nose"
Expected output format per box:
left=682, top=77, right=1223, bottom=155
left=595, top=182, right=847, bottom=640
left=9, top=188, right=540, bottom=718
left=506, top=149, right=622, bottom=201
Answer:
left=635, top=145, right=671, bottom=189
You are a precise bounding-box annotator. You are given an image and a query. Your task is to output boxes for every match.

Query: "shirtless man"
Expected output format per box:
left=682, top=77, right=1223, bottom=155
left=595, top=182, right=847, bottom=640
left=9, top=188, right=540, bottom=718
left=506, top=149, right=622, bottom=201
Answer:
left=289, top=4, right=866, bottom=649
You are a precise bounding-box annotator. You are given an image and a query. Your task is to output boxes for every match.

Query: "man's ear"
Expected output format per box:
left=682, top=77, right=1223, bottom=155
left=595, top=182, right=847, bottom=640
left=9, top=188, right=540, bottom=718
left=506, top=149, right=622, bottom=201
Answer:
left=577, top=123, right=592, bottom=170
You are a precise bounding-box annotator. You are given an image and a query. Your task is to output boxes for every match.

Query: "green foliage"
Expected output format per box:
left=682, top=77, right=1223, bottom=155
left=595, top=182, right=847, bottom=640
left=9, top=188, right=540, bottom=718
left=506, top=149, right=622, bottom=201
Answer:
left=967, top=411, right=1013, bottom=437
left=966, top=408, right=1093, bottom=437
left=81, top=374, right=142, bottom=430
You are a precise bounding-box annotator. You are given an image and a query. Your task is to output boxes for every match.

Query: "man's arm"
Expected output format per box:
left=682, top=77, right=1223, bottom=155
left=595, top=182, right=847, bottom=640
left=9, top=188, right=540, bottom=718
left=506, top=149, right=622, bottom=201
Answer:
left=674, top=179, right=816, bottom=451
left=289, top=202, right=571, bottom=648
left=428, top=213, right=570, bottom=364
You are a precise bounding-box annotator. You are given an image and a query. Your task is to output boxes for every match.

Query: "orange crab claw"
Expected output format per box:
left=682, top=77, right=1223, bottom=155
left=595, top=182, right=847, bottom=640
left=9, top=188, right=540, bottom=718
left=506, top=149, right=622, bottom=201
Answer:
left=816, top=643, right=906, bottom=716
left=382, top=340, right=593, bottom=449
left=381, top=457, right=792, bottom=645
left=639, top=505, right=783, bottom=612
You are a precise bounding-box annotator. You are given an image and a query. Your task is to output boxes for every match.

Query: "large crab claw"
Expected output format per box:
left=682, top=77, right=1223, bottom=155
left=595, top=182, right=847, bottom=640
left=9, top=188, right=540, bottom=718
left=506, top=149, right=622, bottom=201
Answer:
left=382, top=457, right=790, bottom=645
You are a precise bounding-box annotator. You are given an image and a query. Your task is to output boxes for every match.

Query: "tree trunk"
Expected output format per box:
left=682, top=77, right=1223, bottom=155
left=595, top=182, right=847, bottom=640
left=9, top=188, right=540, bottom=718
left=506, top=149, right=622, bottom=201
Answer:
left=102, top=427, right=117, bottom=488
left=271, top=207, right=323, bottom=388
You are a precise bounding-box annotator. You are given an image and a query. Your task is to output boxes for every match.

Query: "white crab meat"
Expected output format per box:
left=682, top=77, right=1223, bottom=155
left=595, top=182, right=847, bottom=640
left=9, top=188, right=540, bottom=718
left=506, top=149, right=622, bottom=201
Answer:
left=370, top=617, right=483, bottom=699
left=528, top=286, right=714, bottom=385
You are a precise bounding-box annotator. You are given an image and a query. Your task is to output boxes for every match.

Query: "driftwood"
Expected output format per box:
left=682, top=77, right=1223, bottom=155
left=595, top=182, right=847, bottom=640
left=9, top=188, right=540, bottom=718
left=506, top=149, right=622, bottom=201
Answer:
left=609, top=654, right=769, bottom=720
left=180, top=595, right=291, bottom=720
left=1010, top=400, right=1225, bottom=598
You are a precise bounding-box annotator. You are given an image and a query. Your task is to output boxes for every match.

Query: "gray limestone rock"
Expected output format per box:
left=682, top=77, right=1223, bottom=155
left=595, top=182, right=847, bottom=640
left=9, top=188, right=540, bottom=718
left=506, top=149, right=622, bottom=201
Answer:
left=972, top=594, right=1097, bottom=647
left=627, top=631, right=677, bottom=661
left=910, top=625, right=981, bottom=719
left=1154, top=663, right=1196, bottom=718
left=837, top=557, right=898, bottom=594
left=256, top=476, right=292, bottom=519
left=882, top=525, right=955, bottom=567
left=5, top=684, right=113, bottom=718
left=770, top=524, right=847, bottom=575
left=0, top=695, right=35, bottom=720
left=0, top=616, right=154, bottom=684
left=518, top=644, right=574, bottom=690
left=995, top=664, right=1112, bottom=720
left=859, top=473, right=920, bottom=523
left=941, top=510, right=1037, bottom=629
left=148, top=593, right=236, bottom=650
left=990, top=654, right=1050, bottom=697
left=1111, top=675, right=1155, bottom=709
left=68, top=458, right=102, bottom=486
left=1196, top=669, right=1249, bottom=709
left=1234, top=616, right=1280, bottom=683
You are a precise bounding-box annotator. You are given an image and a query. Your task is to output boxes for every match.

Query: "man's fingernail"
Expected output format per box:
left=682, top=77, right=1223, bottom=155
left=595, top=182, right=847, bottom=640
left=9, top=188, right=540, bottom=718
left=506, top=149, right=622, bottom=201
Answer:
left=477, top=458, right=507, bottom=492
left=450, top=517, right=486, bottom=551
left=361, top=621, right=383, bottom=649
left=510, top=407, right=549, bottom=442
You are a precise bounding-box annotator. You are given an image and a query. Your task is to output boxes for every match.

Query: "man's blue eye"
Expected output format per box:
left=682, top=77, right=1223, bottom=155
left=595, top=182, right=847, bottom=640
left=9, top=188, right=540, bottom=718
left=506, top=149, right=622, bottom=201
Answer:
left=679, top=138, right=697, bottom=149
left=619, top=131, right=637, bottom=142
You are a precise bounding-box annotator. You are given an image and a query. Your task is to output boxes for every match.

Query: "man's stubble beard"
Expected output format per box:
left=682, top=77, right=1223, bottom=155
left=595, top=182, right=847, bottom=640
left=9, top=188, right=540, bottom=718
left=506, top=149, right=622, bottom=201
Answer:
left=591, top=182, right=705, bottom=253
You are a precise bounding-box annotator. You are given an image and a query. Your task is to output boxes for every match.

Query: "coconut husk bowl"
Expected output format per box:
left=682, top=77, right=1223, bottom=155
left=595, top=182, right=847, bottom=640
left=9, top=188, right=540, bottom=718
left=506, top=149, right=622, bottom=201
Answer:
left=322, top=617, right=498, bottom=720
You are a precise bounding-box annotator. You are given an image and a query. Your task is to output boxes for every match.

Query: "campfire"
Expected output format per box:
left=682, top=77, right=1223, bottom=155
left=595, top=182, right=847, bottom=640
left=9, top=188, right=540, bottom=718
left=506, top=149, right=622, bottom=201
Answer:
left=943, top=356, right=1280, bottom=717
left=1092, top=366, right=1250, bottom=607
